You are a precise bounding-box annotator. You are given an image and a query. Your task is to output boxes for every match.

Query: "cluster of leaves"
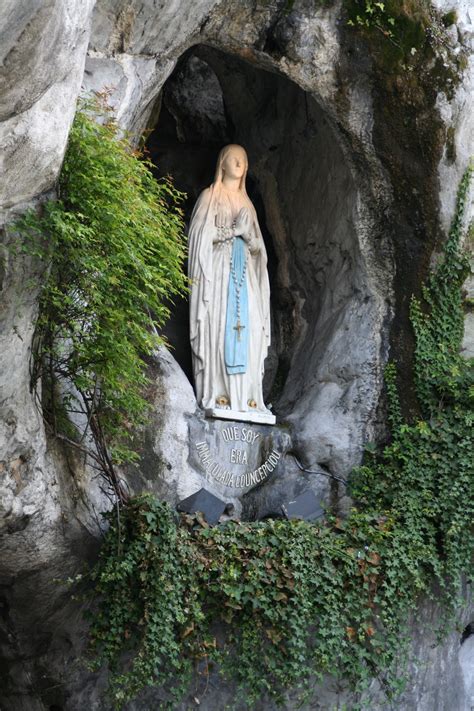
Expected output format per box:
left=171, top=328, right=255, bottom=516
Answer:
left=89, top=497, right=397, bottom=708
left=87, top=168, right=473, bottom=708
left=346, top=0, right=398, bottom=39
left=87, top=498, right=204, bottom=708
left=17, top=96, right=186, bottom=499
left=349, top=165, right=474, bottom=625
left=344, top=0, right=463, bottom=75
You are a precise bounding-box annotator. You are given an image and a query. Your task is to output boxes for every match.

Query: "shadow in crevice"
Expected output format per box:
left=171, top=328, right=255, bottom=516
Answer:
left=461, top=622, right=474, bottom=645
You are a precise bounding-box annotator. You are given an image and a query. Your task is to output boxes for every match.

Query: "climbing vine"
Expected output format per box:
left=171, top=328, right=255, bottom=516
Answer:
left=16, top=96, right=186, bottom=501
left=346, top=0, right=398, bottom=41
left=85, top=166, right=473, bottom=708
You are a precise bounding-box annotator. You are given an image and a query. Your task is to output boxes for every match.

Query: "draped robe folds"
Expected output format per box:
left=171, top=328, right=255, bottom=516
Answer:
left=188, top=184, right=271, bottom=412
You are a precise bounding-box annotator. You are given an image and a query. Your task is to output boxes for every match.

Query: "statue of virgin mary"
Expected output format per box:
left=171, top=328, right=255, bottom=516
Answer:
left=188, top=144, right=274, bottom=423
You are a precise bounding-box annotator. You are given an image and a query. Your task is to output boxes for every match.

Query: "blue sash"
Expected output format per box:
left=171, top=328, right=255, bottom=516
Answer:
left=225, top=237, right=248, bottom=375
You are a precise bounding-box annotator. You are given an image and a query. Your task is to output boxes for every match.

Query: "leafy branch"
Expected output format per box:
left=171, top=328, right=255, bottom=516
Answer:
left=16, top=95, right=187, bottom=503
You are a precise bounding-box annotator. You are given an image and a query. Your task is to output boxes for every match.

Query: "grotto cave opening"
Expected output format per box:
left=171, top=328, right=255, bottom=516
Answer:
left=146, top=45, right=376, bottom=435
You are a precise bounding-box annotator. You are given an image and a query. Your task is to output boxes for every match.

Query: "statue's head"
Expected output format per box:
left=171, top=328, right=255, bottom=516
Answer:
left=214, top=144, right=248, bottom=191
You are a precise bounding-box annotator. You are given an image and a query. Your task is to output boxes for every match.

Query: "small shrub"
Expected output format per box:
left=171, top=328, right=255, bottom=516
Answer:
left=16, top=96, right=186, bottom=498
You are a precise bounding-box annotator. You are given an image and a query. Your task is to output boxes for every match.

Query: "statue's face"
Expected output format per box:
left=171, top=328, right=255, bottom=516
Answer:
left=222, top=148, right=246, bottom=180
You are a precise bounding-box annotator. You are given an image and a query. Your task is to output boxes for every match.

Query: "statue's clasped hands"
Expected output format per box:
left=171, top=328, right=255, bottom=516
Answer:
left=233, top=207, right=252, bottom=243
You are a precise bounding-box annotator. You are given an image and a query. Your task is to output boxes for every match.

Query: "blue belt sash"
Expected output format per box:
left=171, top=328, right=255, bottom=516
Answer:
left=225, top=236, right=248, bottom=375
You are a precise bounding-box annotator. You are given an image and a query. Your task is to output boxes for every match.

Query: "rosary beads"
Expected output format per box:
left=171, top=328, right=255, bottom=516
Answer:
left=230, top=238, right=248, bottom=342
left=215, top=209, right=248, bottom=341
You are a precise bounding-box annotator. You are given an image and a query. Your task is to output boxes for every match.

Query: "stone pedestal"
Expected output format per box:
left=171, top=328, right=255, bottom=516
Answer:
left=187, top=413, right=333, bottom=521
left=188, top=416, right=286, bottom=497
left=204, top=407, right=276, bottom=425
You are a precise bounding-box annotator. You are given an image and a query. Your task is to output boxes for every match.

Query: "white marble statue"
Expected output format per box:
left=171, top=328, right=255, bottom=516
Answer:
left=188, top=144, right=274, bottom=424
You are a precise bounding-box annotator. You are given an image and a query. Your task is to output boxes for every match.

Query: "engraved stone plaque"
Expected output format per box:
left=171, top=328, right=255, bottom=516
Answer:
left=188, top=417, right=290, bottom=496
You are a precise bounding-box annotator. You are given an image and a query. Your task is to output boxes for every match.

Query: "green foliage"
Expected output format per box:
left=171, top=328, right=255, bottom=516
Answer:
left=346, top=0, right=398, bottom=40
left=89, top=498, right=398, bottom=708
left=410, top=166, right=472, bottom=412
left=441, top=10, right=457, bottom=27
left=16, top=97, right=186, bottom=496
left=352, top=165, right=474, bottom=609
left=87, top=497, right=203, bottom=708
left=86, top=168, right=473, bottom=709
left=344, top=0, right=463, bottom=77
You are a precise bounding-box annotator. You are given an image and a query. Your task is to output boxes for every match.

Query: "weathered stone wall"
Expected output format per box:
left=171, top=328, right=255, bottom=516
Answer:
left=0, top=0, right=473, bottom=709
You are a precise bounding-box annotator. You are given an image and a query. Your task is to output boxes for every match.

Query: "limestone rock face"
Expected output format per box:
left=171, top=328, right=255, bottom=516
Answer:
left=0, top=0, right=473, bottom=709
left=0, top=0, right=95, bottom=211
left=432, top=0, right=474, bottom=359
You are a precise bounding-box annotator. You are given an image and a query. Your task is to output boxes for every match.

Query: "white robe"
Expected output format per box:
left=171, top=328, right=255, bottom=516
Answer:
left=188, top=184, right=271, bottom=412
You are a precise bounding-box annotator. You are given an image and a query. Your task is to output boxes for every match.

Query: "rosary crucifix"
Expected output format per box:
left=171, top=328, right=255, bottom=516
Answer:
left=233, top=319, right=245, bottom=341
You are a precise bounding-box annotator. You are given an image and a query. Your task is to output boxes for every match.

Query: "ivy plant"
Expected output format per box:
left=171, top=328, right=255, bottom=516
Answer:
left=85, top=166, right=473, bottom=708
